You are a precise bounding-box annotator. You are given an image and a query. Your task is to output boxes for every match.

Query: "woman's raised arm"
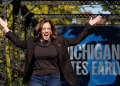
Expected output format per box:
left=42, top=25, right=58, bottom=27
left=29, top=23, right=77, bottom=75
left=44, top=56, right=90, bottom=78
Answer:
left=0, top=17, right=29, bottom=49
left=62, top=16, right=101, bottom=47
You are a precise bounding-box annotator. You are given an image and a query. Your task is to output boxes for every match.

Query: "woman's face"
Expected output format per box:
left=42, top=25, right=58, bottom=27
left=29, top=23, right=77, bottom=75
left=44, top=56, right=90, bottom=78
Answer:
left=41, top=22, right=52, bottom=41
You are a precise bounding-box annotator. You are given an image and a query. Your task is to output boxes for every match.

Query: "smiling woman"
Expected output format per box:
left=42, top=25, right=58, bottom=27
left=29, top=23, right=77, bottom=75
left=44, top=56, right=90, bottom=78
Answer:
left=0, top=16, right=101, bottom=86
left=34, top=20, right=57, bottom=42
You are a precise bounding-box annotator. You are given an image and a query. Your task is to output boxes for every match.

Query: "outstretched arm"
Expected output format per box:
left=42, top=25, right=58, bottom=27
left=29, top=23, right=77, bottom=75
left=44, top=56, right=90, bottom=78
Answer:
left=0, top=17, right=28, bottom=49
left=62, top=16, right=101, bottom=47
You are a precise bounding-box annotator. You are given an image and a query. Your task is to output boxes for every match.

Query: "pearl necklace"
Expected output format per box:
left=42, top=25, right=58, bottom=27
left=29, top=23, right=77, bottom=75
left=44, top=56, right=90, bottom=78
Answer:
left=40, top=39, right=50, bottom=46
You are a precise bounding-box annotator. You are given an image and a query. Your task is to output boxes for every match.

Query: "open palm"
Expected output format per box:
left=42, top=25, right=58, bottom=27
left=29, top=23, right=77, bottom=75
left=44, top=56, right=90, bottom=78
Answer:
left=0, top=18, right=8, bottom=28
left=89, top=16, right=101, bottom=26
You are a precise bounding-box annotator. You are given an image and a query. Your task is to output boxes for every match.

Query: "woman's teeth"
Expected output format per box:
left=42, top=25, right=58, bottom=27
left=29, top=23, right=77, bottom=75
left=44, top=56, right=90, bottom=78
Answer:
left=44, top=34, right=48, bottom=36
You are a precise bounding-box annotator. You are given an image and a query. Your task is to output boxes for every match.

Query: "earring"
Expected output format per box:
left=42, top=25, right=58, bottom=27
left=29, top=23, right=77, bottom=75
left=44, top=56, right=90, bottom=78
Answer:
left=51, top=32, right=52, bottom=35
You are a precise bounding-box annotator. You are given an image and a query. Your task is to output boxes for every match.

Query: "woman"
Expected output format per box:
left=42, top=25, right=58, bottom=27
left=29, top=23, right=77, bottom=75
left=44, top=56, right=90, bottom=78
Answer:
left=0, top=16, right=101, bottom=86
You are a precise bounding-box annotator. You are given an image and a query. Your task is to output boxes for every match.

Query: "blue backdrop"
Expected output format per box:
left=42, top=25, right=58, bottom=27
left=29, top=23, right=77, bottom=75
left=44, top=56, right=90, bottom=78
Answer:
left=55, top=25, right=120, bottom=86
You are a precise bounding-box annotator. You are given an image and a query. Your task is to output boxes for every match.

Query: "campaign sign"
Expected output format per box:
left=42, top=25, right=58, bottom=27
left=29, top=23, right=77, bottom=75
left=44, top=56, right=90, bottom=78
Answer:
left=55, top=25, right=120, bottom=86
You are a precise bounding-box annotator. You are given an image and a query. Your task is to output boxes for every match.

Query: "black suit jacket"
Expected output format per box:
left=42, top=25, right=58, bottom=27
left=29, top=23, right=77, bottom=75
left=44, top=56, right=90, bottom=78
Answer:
left=5, top=24, right=94, bottom=85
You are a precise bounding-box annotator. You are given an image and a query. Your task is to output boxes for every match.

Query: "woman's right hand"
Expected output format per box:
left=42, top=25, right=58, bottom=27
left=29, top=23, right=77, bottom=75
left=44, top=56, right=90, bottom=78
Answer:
left=0, top=18, right=8, bottom=28
left=0, top=17, right=9, bottom=33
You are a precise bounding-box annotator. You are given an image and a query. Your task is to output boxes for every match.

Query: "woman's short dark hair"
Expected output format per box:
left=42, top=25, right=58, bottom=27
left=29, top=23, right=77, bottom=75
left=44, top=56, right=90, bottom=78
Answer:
left=34, top=19, right=57, bottom=41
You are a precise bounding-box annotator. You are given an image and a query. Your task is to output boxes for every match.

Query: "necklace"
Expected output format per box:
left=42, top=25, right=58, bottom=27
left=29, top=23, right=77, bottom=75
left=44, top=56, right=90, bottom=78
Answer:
left=40, top=39, right=50, bottom=46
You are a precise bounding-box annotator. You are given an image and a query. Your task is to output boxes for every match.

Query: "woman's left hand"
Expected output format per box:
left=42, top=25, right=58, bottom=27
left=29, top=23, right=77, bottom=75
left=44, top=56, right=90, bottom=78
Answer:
left=89, top=16, right=101, bottom=26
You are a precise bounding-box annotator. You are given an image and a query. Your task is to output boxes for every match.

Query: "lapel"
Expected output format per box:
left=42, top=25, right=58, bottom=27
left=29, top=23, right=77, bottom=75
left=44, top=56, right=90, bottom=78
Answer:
left=28, top=39, right=40, bottom=66
left=53, top=41, right=62, bottom=65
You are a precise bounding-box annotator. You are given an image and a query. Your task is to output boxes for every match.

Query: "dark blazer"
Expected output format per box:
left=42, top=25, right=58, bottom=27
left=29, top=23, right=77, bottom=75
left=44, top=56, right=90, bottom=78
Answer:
left=5, top=24, right=94, bottom=85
